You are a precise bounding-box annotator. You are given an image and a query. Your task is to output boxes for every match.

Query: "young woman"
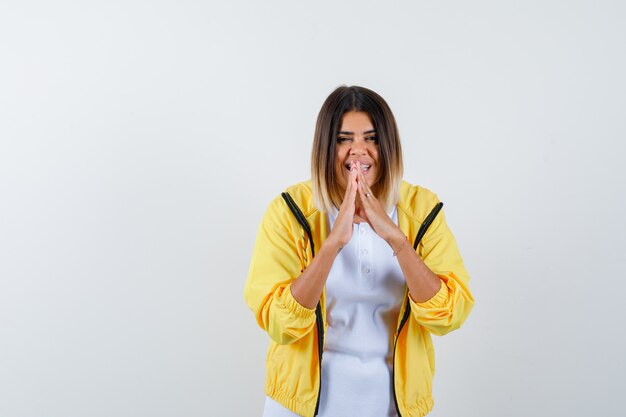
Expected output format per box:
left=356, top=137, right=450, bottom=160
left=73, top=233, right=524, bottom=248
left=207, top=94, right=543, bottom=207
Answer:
left=244, top=86, right=474, bottom=417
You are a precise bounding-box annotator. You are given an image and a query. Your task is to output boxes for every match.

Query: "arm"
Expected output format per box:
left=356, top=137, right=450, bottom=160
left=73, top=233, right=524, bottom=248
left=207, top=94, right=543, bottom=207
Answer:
left=389, top=205, right=474, bottom=336
left=387, top=229, right=442, bottom=303
left=244, top=168, right=359, bottom=343
left=243, top=198, right=318, bottom=345
left=354, top=162, right=474, bottom=336
left=291, top=166, right=358, bottom=308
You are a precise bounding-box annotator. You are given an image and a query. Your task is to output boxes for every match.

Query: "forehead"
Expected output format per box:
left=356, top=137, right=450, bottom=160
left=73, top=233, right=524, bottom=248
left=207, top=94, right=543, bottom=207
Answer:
left=339, top=111, right=374, bottom=132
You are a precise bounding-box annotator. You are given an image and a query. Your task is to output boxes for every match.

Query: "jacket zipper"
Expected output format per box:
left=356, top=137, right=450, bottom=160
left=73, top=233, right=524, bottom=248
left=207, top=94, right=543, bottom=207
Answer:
left=392, top=201, right=444, bottom=417
left=392, top=296, right=411, bottom=417
left=280, top=192, right=324, bottom=416
left=314, top=303, right=324, bottom=416
left=281, top=193, right=442, bottom=417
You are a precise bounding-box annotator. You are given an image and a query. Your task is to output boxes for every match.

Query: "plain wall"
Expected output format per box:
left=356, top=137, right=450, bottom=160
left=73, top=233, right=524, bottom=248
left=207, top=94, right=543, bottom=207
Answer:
left=1, top=1, right=625, bottom=416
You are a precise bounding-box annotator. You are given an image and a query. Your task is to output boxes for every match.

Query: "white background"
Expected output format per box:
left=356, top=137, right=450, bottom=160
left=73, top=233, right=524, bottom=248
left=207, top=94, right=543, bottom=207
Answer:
left=1, top=1, right=625, bottom=416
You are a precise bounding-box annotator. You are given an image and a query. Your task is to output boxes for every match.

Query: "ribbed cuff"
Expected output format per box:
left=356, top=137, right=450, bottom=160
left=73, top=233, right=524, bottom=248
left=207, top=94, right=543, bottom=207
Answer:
left=279, top=284, right=316, bottom=319
left=410, top=279, right=449, bottom=309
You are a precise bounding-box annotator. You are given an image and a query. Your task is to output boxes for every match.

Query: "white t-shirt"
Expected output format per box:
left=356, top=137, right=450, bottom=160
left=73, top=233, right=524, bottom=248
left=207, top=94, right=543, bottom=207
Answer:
left=263, top=207, right=405, bottom=417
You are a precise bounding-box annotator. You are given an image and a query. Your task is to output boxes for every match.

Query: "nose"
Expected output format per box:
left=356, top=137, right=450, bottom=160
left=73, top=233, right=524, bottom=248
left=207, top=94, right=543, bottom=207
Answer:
left=349, top=138, right=367, bottom=155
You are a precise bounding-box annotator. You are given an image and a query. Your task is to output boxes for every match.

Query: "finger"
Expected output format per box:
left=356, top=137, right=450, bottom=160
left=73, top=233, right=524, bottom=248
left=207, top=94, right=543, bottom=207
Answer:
left=358, top=183, right=372, bottom=213
left=342, top=162, right=356, bottom=199
left=357, top=162, right=374, bottom=196
left=355, top=162, right=367, bottom=191
left=347, top=167, right=358, bottom=205
left=356, top=185, right=373, bottom=218
left=356, top=162, right=373, bottom=205
left=355, top=164, right=367, bottom=202
left=340, top=163, right=357, bottom=209
left=342, top=171, right=352, bottom=201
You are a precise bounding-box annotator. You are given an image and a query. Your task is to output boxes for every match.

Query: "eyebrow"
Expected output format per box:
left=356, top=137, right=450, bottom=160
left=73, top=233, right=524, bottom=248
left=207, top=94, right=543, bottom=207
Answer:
left=337, top=129, right=377, bottom=135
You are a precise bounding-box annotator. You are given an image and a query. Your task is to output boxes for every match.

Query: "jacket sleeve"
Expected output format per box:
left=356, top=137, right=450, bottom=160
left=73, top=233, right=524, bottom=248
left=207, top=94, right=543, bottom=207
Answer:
left=409, top=198, right=475, bottom=336
left=243, top=197, right=317, bottom=345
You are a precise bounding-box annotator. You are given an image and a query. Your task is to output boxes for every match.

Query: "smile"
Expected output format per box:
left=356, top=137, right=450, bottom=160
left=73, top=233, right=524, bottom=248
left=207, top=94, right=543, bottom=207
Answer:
left=345, top=163, right=371, bottom=172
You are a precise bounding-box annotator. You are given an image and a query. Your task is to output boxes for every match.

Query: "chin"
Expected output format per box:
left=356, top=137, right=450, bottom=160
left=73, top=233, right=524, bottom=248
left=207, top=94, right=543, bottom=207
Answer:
left=363, top=172, right=378, bottom=187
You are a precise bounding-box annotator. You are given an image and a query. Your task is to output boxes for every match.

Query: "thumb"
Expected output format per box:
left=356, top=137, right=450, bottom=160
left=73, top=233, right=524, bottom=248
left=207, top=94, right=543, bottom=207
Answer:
left=347, top=173, right=358, bottom=207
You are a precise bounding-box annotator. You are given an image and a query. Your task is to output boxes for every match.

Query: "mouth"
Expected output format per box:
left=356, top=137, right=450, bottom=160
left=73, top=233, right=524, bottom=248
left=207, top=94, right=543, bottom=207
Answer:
left=345, top=163, right=371, bottom=173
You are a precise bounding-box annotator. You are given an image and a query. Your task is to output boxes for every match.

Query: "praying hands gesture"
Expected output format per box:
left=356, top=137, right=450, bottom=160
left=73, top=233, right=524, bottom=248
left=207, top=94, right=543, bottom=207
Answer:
left=327, top=161, right=408, bottom=255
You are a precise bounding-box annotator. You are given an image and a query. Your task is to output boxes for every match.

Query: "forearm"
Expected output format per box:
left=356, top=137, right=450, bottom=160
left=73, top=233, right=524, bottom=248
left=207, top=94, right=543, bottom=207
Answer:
left=387, top=230, right=442, bottom=303
left=290, top=237, right=342, bottom=309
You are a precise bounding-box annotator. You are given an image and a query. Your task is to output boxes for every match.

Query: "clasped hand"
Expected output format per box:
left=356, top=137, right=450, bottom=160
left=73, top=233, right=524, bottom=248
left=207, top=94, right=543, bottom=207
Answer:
left=327, top=161, right=405, bottom=250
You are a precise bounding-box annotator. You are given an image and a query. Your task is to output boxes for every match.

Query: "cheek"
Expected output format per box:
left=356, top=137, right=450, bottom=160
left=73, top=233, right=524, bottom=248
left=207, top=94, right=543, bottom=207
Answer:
left=334, top=160, right=346, bottom=182
left=334, top=149, right=347, bottom=171
left=373, top=151, right=381, bottom=169
left=334, top=155, right=343, bottom=170
left=371, top=151, right=381, bottom=179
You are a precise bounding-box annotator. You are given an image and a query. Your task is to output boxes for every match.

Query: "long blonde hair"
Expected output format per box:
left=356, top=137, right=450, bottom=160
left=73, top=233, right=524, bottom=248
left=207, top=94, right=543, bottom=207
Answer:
left=311, top=85, right=404, bottom=213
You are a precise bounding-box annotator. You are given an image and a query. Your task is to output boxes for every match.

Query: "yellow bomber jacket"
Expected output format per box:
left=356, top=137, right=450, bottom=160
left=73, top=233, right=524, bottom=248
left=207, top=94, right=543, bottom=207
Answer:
left=244, top=180, right=474, bottom=417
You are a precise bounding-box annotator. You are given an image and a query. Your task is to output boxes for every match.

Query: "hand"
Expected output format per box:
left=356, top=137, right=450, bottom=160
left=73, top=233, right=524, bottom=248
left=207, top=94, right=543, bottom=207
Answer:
left=326, top=161, right=358, bottom=249
left=355, top=161, right=405, bottom=245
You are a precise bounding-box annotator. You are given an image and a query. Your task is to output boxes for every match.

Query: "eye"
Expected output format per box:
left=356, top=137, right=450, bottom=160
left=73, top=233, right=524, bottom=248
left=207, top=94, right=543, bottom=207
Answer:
left=366, top=136, right=378, bottom=142
left=337, top=136, right=351, bottom=143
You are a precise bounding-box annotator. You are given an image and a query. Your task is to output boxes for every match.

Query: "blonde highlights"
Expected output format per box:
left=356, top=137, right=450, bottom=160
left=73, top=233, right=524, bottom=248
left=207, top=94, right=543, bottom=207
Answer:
left=311, top=86, right=403, bottom=213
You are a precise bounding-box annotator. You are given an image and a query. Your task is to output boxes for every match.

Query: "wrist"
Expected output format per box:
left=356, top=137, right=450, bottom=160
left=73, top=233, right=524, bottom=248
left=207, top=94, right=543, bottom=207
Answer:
left=392, top=236, right=409, bottom=256
left=385, top=227, right=406, bottom=248
left=323, top=234, right=344, bottom=254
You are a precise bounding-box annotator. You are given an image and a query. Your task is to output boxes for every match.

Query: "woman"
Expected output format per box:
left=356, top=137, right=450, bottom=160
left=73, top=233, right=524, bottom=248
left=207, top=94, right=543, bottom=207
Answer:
left=244, top=86, right=474, bottom=417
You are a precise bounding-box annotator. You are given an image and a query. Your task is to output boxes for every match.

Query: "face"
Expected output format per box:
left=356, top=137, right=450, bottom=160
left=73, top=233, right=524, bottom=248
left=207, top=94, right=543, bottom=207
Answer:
left=334, top=111, right=380, bottom=192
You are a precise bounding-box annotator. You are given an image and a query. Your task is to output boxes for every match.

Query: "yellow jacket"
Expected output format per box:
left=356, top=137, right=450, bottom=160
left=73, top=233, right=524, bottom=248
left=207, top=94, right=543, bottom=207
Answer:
left=244, top=180, right=474, bottom=417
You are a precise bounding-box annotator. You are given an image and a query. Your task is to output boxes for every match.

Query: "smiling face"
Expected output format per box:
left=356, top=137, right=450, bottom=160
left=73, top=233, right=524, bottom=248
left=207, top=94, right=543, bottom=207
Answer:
left=334, top=111, right=380, bottom=194
left=311, top=86, right=404, bottom=213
